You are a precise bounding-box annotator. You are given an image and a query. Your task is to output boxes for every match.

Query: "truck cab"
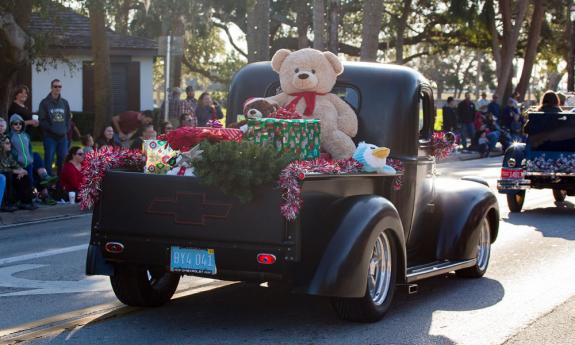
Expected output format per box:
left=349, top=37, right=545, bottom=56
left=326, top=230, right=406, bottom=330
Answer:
left=86, top=61, right=499, bottom=322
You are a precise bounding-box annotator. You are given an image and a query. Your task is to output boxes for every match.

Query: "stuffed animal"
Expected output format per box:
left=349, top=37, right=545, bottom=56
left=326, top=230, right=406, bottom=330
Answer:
left=167, top=145, right=203, bottom=177
left=264, top=48, right=358, bottom=159
left=228, top=98, right=279, bottom=130
left=353, top=142, right=396, bottom=175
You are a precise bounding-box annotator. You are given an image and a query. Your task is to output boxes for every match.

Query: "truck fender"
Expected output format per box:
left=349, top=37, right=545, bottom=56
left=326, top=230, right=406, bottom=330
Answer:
left=434, top=179, right=499, bottom=260
left=305, top=195, right=405, bottom=298
left=502, top=143, right=526, bottom=168
left=86, top=244, right=115, bottom=276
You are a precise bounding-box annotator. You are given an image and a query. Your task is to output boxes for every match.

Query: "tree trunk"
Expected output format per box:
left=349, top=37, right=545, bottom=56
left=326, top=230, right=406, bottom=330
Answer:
left=313, top=0, right=326, bottom=50
left=0, top=12, right=31, bottom=117
left=395, top=0, right=412, bottom=64
left=493, top=0, right=529, bottom=99
left=87, top=0, right=113, bottom=137
left=328, top=0, right=339, bottom=54
left=567, top=0, right=574, bottom=92
left=360, top=0, right=383, bottom=62
left=246, top=0, right=270, bottom=62
left=296, top=0, right=310, bottom=49
left=514, top=0, right=545, bottom=100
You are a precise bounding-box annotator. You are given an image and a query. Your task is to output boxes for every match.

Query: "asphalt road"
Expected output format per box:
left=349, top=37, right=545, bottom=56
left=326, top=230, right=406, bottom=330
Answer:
left=0, top=156, right=573, bottom=344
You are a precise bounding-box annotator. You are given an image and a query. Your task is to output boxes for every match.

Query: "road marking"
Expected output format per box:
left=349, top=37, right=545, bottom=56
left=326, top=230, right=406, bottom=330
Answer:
left=0, top=264, right=110, bottom=296
left=0, top=280, right=235, bottom=344
left=0, top=244, right=87, bottom=266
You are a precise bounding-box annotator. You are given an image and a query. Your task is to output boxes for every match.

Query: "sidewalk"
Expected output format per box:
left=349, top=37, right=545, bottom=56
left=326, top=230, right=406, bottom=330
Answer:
left=0, top=203, right=89, bottom=228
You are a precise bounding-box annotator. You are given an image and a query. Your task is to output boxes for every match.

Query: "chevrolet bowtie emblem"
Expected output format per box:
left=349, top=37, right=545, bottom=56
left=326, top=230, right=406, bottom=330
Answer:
left=146, top=192, right=232, bottom=225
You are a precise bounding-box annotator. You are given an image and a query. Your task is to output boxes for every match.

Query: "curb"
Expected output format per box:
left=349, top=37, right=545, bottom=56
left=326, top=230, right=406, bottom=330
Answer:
left=0, top=204, right=91, bottom=230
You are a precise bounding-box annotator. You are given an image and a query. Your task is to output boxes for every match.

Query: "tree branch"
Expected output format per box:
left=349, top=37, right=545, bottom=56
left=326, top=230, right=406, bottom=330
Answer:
left=212, top=21, right=247, bottom=58
left=182, top=56, right=228, bottom=84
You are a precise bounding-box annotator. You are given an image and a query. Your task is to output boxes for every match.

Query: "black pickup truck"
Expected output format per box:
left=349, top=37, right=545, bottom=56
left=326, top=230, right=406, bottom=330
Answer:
left=86, top=62, right=499, bottom=322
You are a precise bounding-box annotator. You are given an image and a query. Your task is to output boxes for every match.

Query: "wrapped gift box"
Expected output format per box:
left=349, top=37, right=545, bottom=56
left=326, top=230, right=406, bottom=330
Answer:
left=245, top=118, right=321, bottom=160
left=161, top=127, right=243, bottom=152
left=143, top=139, right=177, bottom=174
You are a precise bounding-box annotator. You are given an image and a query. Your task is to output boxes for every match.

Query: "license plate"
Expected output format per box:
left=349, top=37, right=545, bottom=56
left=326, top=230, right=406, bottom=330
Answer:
left=501, top=168, right=524, bottom=179
left=170, top=246, right=217, bottom=275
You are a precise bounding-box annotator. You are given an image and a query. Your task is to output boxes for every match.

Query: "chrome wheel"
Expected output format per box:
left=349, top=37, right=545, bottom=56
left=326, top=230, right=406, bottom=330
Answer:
left=368, top=232, right=393, bottom=306
left=476, top=218, right=491, bottom=272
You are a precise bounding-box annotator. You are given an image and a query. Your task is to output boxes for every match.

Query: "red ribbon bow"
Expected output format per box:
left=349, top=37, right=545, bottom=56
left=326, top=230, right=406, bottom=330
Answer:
left=286, top=92, right=326, bottom=116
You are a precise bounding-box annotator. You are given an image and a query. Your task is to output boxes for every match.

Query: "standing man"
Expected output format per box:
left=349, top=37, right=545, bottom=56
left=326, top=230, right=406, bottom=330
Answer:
left=476, top=92, right=489, bottom=111
left=442, top=97, right=457, bottom=132
left=38, top=79, right=70, bottom=176
left=457, top=92, right=476, bottom=151
left=180, top=85, right=198, bottom=127
left=160, top=87, right=182, bottom=125
left=488, top=94, right=501, bottom=122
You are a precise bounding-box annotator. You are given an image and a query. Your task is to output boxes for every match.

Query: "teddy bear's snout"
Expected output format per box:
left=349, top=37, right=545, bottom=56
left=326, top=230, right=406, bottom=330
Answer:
left=298, top=73, right=310, bottom=79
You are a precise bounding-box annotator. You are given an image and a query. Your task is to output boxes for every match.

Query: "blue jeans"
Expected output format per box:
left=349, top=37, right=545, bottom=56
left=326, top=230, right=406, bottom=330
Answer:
left=487, top=131, right=500, bottom=150
left=44, top=136, right=68, bottom=176
left=0, top=174, right=5, bottom=206
left=25, top=152, right=47, bottom=188
left=460, top=123, right=475, bottom=149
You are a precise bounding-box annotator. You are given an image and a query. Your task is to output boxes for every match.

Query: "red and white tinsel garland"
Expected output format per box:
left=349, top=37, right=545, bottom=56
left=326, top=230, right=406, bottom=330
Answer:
left=431, top=131, right=456, bottom=160
left=277, top=158, right=404, bottom=221
left=79, top=147, right=145, bottom=209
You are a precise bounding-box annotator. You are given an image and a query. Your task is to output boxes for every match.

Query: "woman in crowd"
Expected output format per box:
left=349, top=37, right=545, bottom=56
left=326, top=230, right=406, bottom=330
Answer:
left=0, top=135, right=37, bottom=210
left=161, top=121, right=174, bottom=134
left=195, top=92, right=224, bottom=127
left=96, top=125, right=121, bottom=149
left=536, top=91, right=562, bottom=112
left=7, top=85, right=39, bottom=128
left=60, top=146, right=84, bottom=201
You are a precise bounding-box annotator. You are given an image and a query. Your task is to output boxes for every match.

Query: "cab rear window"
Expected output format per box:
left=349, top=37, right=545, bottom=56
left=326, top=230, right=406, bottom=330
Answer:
left=265, top=83, right=360, bottom=113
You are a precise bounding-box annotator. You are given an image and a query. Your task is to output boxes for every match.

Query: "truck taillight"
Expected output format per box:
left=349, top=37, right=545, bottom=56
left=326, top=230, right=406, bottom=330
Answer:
left=257, top=253, right=276, bottom=265
left=105, top=242, right=124, bottom=254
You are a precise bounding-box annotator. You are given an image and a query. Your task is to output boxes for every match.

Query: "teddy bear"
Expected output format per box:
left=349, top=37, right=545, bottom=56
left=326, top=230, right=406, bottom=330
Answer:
left=227, top=97, right=279, bottom=129
left=264, top=48, right=358, bottom=159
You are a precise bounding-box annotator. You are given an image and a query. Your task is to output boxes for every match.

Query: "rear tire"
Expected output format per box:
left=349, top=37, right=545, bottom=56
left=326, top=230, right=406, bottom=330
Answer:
left=331, top=229, right=397, bottom=323
left=110, top=265, right=180, bottom=307
left=456, top=217, right=491, bottom=278
left=553, top=189, right=567, bottom=202
left=507, top=191, right=525, bottom=212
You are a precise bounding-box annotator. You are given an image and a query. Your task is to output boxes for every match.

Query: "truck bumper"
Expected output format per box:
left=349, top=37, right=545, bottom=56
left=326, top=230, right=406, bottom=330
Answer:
left=497, top=178, right=531, bottom=192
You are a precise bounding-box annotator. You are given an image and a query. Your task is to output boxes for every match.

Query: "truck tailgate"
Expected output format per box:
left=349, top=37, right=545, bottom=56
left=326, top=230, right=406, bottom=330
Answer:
left=96, top=171, right=287, bottom=245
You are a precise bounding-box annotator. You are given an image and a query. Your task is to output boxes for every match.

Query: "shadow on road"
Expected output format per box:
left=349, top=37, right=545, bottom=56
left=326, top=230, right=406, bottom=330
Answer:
left=505, top=206, right=575, bottom=241
left=53, top=275, right=505, bottom=345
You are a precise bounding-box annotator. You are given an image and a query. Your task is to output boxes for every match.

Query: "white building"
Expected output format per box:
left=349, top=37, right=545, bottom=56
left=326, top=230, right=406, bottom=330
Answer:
left=18, top=3, right=156, bottom=115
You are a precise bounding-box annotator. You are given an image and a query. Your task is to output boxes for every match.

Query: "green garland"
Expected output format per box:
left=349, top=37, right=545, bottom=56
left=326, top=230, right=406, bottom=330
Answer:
left=193, top=140, right=294, bottom=203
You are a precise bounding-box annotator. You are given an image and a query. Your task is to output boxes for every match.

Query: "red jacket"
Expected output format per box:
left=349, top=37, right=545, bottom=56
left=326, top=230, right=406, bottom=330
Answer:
left=61, top=161, right=83, bottom=192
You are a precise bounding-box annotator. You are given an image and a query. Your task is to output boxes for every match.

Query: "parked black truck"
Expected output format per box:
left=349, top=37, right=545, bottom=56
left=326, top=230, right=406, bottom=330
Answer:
left=86, top=62, right=500, bottom=322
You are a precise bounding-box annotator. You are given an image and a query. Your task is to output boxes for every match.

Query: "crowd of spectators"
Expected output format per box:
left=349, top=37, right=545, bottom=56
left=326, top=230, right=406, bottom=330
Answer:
left=0, top=80, right=223, bottom=213
left=442, top=91, right=529, bottom=158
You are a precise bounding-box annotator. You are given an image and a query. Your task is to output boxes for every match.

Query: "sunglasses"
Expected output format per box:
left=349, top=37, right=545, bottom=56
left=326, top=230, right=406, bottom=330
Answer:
left=76, top=152, right=84, bottom=156
left=12, top=122, right=23, bottom=126
left=52, top=85, right=62, bottom=89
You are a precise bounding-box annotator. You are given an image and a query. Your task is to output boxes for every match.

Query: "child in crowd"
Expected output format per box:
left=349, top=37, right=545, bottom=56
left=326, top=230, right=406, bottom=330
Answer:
left=0, top=118, right=7, bottom=136
left=477, top=129, right=490, bottom=158
left=81, top=134, right=95, bottom=154
left=9, top=114, right=58, bottom=205
left=0, top=135, right=37, bottom=210
left=96, top=126, right=121, bottom=149
left=130, top=124, right=157, bottom=150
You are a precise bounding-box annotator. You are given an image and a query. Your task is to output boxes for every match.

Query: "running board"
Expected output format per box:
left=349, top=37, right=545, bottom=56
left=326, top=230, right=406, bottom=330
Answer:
left=406, top=259, right=477, bottom=283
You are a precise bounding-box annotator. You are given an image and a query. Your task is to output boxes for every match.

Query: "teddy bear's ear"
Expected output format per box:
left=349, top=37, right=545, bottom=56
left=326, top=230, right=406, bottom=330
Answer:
left=323, top=51, right=344, bottom=75
left=271, top=49, right=291, bottom=72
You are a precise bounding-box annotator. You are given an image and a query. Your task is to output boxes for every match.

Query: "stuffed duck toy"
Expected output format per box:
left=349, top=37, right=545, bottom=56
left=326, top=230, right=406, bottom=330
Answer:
left=353, top=142, right=396, bottom=175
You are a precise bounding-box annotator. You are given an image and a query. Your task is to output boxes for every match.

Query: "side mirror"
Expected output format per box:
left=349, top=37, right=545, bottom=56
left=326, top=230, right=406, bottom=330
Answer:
left=444, top=131, right=456, bottom=145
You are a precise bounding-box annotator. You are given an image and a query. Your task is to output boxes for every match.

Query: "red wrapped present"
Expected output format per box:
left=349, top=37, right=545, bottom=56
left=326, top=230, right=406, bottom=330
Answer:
left=160, top=127, right=243, bottom=151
